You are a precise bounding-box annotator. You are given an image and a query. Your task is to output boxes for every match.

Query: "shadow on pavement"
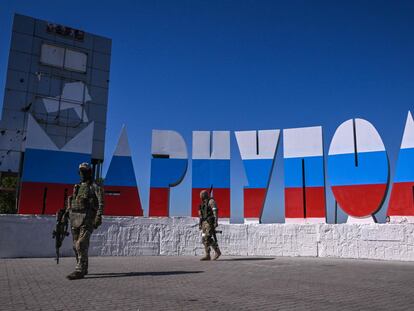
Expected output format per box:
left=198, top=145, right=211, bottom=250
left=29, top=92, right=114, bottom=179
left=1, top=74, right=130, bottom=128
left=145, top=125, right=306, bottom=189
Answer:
left=85, top=271, right=203, bottom=279
left=219, top=257, right=274, bottom=262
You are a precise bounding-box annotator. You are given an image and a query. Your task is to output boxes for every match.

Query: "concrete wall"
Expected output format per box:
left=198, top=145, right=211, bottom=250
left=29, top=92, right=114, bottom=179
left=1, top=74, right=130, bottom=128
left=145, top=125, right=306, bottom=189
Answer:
left=1, top=215, right=414, bottom=261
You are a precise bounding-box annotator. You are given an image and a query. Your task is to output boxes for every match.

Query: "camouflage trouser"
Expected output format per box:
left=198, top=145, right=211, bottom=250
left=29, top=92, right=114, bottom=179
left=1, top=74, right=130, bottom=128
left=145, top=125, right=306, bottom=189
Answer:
left=201, top=221, right=218, bottom=250
left=71, top=225, right=92, bottom=273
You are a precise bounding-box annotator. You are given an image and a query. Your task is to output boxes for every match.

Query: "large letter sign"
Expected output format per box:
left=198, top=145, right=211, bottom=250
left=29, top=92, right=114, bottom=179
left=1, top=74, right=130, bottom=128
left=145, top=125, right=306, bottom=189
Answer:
left=17, top=111, right=414, bottom=223
left=149, top=130, right=188, bottom=217
left=387, top=111, right=414, bottom=222
left=235, top=130, right=280, bottom=223
left=192, top=131, right=230, bottom=222
left=283, top=126, right=326, bottom=223
left=104, top=126, right=143, bottom=216
left=328, top=119, right=389, bottom=223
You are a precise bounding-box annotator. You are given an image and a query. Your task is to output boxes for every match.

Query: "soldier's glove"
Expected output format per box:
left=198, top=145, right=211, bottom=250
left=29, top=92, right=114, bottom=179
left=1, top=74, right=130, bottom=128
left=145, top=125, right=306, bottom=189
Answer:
left=94, top=215, right=102, bottom=229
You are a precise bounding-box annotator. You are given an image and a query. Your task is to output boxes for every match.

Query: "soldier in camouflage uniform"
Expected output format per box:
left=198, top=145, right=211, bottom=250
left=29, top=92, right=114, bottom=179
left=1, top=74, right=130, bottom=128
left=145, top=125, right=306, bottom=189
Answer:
left=198, top=190, right=221, bottom=261
left=66, top=162, right=104, bottom=280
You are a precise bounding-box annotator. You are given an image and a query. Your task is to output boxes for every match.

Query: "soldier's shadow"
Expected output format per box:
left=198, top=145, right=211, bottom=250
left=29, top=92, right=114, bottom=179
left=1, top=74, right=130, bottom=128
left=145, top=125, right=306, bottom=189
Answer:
left=85, top=270, right=204, bottom=279
left=218, top=257, right=275, bottom=261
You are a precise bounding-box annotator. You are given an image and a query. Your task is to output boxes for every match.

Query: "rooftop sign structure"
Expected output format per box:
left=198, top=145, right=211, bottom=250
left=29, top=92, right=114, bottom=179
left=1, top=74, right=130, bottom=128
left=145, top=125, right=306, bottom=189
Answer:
left=0, top=14, right=111, bottom=176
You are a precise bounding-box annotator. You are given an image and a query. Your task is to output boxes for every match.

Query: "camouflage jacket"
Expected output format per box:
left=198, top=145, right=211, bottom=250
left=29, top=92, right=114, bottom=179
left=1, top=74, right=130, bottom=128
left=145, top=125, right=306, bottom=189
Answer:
left=68, top=181, right=104, bottom=228
left=199, top=198, right=218, bottom=223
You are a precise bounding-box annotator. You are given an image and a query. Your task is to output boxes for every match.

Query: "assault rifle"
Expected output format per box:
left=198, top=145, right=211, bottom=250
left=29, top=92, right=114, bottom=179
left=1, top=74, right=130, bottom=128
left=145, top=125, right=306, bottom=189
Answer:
left=209, top=184, right=213, bottom=197
left=212, top=229, right=222, bottom=245
left=52, top=189, right=69, bottom=264
left=209, top=184, right=222, bottom=244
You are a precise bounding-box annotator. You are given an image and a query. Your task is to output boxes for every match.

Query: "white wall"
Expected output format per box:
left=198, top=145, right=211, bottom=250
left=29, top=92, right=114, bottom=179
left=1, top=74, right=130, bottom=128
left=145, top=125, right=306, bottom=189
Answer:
left=1, top=215, right=414, bottom=261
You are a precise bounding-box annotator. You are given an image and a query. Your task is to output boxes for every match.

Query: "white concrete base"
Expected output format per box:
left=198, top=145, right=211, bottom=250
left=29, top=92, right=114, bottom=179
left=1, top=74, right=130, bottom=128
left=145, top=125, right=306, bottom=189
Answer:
left=244, top=218, right=260, bottom=224
left=1, top=215, right=414, bottom=261
left=219, top=218, right=230, bottom=224
left=347, top=215, right=375, bottom=224
left=389, top=216, right=414, bottom=224
left=285, top=217, right=326, bottom=224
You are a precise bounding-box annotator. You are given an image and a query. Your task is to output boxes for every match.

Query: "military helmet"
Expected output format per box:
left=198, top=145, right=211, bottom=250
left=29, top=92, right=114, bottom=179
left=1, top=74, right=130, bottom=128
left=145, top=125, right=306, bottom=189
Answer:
left=79, top=162, right=91, bottom=171
left=78, top=162, right=92, bottom=181
left=200, top=190, right=209, bottom=200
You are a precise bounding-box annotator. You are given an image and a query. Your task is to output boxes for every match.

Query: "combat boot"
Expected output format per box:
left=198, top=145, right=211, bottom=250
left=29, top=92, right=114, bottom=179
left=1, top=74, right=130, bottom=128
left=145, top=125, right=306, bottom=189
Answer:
left=212, top=247, right=221, bottom=261
left=200, top=247, right=211, bottom=261
left=66, top=270, right=85, bottom=280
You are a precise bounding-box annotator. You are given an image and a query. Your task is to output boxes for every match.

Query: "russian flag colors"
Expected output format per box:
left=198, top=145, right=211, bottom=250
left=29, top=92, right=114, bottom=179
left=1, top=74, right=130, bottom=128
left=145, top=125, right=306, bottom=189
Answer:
left=387, top=111, right=414, bottom=222
left=235, top=130, right=280, bottom=223
left=104, top=126, right=143, bottom=216
left=19, top=115, right=93, bottom=215
left=16, top=111, right=414, bottom=222
left=149, top=130, right=188, bottom=217
left=283, top=126, right=326, bottom=223
left=328, top=119, right=389, bottom=222
left=192, top=131, right=230, bottom=221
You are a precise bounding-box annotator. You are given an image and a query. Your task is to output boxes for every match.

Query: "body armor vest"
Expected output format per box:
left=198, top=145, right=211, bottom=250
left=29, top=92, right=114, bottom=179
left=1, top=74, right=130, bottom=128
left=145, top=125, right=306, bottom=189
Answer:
left=200, top=200, right=215, bottom=222
left=70, top=182, right=98, bottom=213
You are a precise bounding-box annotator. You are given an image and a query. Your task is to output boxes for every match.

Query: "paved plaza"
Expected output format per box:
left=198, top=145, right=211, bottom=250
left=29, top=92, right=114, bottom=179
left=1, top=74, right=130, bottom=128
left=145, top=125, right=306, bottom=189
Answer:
left=1, top=256, right=414, bottom=310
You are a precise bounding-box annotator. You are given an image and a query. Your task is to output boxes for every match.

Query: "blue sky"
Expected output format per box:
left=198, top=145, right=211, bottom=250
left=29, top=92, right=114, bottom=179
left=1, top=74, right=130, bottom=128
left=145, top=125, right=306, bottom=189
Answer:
left=1, top=1, right=413, bottom=223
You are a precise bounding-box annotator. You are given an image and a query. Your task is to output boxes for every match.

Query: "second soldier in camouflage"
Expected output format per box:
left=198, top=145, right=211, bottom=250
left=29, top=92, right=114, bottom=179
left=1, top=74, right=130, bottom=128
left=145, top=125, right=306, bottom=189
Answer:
left=198, top=190, right=221, bottom=261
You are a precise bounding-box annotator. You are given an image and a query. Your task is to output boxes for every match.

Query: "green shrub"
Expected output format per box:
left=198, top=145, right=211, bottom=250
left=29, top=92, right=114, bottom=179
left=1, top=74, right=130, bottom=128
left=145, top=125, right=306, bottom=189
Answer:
left=0, top=176, right=18, bottom=214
